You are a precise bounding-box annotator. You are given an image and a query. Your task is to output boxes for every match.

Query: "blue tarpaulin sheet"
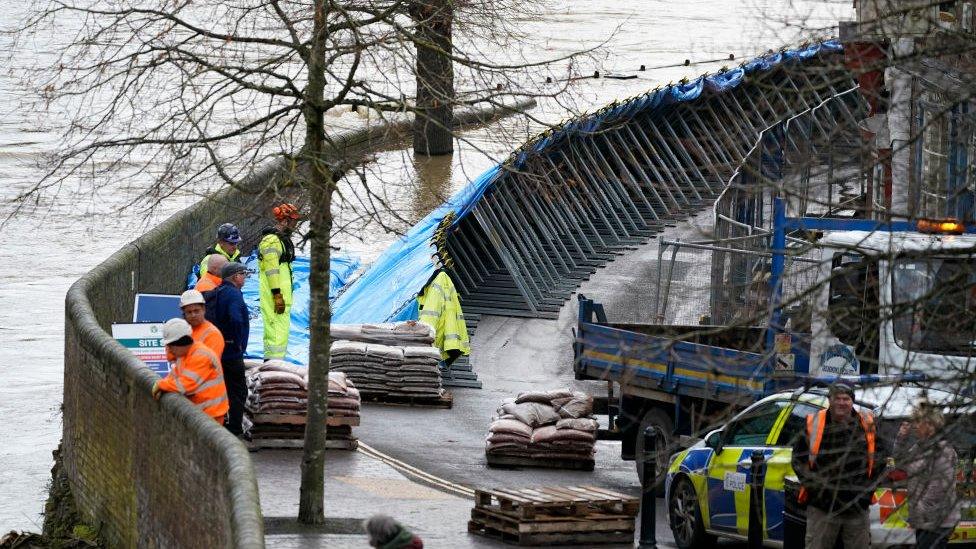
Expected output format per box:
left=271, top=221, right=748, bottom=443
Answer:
left=327, top=40, right=842, bottom=325
left=239, top=251, right=360, bottom=364
left=331, top=164, right=503, bottom=324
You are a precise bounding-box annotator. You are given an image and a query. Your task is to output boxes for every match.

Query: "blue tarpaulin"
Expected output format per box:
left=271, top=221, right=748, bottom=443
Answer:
left=327, top=40, right=842, bottom=325
left=331, top=164, right=504, bottom=324
left=219, top=252, right=361, bottom=365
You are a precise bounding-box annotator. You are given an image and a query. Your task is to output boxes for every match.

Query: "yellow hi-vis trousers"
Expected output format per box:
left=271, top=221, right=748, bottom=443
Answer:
left=260, top=301, right=290, bottom=360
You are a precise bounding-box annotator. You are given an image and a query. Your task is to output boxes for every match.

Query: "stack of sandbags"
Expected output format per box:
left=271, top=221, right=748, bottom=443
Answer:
left=329, top=341, right=443, bottom=399
left=485, top=389, right=598, bottom=465
left=325, top=371, right=361, bottom=447
left=330, top=321, right=435, bottom=346
left=243, top=360, right=361, bottom=448
left=397, top=346, right=443, bottom=398
left=328, top=371, right=361, bottom=420
left=329, top=342, right=401, bottom=394
left=245, top=360, right=307, bottom=416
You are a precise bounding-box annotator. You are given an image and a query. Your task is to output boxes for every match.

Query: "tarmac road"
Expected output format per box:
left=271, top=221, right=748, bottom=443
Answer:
left=352, top=210, right=718, bottom=546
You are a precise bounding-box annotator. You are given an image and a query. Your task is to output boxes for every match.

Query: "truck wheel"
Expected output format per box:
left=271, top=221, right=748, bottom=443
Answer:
left=669, top=476, right=714, bottom=548
left=634, top=407, right=674, bottom=494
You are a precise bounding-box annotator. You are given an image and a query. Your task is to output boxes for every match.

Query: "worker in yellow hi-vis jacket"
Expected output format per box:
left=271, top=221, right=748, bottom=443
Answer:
left=418, top=253, right=470, bottom=367
left=258, top=203, right=299, bottom=360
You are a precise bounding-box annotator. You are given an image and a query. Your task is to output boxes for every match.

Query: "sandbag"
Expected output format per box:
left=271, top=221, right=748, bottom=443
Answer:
left=546, top=389, right=575, bottom=401
left=486, top=444, right=531, bottom=455
left=555, top=392, right=593, bottom=419
left=254, top=370, right=307, bottom=388
left=257, top=389, right=307, bottom=399
left=328, top=396, right=361, bottom=409
left=365, top=344, right=403, bottom=360
left=556, top=418, right=599, bottom=432
left=488, top=418, right=533, bottom=438
left=500, top=402, right=561, bottom=428
left=549, top=428, right=596, bottom=443
left=402, top=346, right=442, bottom=360
left=530, top=425, right=559, bottom=444
left=486, top=432, right=530, bottom=445
left=258, top=360, right=307, bottom=378
left=331, top=340, right=368, bottom=354
left=514, top=391, right=553, bottom=405
left=256, top=381, right=304, bottom=391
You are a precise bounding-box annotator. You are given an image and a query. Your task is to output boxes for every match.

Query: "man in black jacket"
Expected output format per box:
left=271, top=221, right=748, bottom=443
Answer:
left=204, top=262, right=250, bottom=436
left=792, top=383, right=878, bottom=549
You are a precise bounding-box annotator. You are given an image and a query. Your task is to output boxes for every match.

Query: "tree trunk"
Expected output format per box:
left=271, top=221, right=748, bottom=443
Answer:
left=411, top=0, right=454, bottom=156
left=298, top=0, right=333, bottom=525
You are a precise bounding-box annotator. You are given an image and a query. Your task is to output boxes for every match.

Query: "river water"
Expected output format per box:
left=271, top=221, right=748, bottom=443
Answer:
left=0, top=0, right=849, bottom=531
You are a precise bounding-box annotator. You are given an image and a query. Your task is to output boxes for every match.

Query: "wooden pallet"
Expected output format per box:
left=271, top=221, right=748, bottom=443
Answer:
left=485, top=454, right=594, bottom=472
left=467, top=520, right=632, bottom=546
left=470, top=507, right=633, bottom=533
left=474, top=486, right=639, bottom=519
left=359, top=390, right=453, bottom=409
left=468, top=485, right=637, bottom=545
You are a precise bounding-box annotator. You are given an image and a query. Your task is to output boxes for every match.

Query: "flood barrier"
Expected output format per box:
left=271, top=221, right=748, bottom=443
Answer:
left=332, top=40, right=867, bottom=327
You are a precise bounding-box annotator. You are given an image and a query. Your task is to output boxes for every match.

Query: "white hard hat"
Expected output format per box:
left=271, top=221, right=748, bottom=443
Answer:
left=162, top=318, right=193, bottom=345
left=180, top=289, right=206, bottom=308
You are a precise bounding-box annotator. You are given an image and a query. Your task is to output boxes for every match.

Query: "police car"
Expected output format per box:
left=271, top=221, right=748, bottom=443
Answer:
left=665, top=388, right=976, bottom=548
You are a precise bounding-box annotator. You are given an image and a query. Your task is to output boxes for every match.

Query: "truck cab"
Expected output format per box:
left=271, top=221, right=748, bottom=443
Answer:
left=802, top=230, right=976, bottom=383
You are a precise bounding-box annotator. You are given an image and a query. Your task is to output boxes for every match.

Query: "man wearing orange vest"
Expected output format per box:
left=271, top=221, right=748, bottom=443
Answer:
left=792, top=382, right=878, bottom=549
left=179, top=290, right=224, bottom=357
left=195, top=254, right=228, bottom=293
left=152, top=318, right=229, bottom=424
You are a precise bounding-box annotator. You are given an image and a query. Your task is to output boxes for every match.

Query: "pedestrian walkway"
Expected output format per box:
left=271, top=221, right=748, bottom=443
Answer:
left=255, top=447, right=672, bottom=547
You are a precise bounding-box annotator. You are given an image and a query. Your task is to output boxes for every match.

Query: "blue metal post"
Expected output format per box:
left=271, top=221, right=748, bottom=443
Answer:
left=765, top=197, right=787, bottom=356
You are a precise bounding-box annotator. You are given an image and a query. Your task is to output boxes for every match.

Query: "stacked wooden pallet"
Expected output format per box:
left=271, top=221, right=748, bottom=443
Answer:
left=248, top=414, right=360, bottom=450
left=468, top=486, right=638, bottom=546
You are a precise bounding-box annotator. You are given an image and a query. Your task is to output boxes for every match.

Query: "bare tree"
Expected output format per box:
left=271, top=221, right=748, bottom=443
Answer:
left=11, top=0, right=587, bottom=524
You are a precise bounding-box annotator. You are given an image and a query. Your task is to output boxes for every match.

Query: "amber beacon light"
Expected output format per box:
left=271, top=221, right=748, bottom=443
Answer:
left=916, top=218, right=965, bottom=234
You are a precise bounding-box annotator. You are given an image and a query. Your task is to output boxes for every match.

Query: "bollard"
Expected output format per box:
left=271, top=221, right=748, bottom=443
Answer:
left=638, top=426, right=658, bottom=549
left=748, top=450, right=765, bottom=549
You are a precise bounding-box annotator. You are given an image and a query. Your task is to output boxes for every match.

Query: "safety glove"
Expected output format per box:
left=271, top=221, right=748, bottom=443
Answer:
left=273, top=292, right=286, bottom=314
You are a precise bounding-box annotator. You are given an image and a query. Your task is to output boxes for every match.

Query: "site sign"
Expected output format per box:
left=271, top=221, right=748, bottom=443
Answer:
left=111, top=323, right=169, bottom=375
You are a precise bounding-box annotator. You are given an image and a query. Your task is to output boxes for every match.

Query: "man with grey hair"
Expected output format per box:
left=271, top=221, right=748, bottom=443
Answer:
left=792, top=382, right=878, bottom=549
left=364, top=515, right=423, bottom=548
left=196, top=253, right=229, bottom=293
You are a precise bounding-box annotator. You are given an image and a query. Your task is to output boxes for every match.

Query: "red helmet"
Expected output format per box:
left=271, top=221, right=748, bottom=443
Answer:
left=273, top=203, right=300, bottom=221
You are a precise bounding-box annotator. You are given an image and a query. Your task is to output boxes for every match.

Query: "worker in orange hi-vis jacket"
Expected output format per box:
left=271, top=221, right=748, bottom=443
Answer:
left=195, top=254, right=228, bottom=293
left=153, top=318, right=229, bottom=424
left=166, top=290, right=225, bottom=361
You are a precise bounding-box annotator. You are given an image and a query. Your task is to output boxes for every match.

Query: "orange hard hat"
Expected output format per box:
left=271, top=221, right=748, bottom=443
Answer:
left=273, top=203, right=300, bottom=221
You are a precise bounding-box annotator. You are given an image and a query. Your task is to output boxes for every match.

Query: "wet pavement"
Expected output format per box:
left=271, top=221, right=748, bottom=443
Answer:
left=254, top=448, right=671, bottom=548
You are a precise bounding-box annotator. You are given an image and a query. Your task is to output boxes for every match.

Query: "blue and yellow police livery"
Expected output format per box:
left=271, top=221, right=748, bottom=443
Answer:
left=665, top=391, right=976, bottom=548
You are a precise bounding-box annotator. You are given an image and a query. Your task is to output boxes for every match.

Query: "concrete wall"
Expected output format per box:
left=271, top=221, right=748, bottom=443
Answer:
left=60, top=100, right=534, bottom=548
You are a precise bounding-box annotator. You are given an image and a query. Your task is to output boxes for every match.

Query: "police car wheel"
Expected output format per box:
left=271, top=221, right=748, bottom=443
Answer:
left=669, top=476, right=713, bottom=548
